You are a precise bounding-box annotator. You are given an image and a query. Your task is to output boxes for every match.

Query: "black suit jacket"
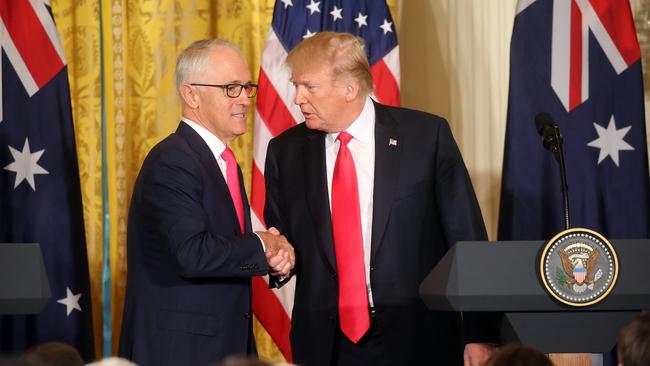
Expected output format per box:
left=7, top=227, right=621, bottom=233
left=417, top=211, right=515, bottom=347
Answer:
left=264, top=102, right=496, bottom=366
left=118, top=122, right=269, bottom=366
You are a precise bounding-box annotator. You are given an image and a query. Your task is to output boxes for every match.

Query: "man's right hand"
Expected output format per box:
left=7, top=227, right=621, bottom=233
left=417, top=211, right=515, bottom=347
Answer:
left=256, top=227, right=295, bottom=277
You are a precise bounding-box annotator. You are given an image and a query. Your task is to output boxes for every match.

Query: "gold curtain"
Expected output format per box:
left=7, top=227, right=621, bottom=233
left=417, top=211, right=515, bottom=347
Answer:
left=52, top=0, right=397, bottom=361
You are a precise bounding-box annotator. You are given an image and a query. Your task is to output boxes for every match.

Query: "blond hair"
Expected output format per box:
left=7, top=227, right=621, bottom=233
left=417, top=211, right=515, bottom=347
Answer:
left=286, top=32, right=374, bottom=96
left=175, top=39, right=242, bottom=91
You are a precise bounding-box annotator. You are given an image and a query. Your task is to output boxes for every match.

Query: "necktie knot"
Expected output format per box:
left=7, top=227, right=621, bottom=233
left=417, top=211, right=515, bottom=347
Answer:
left=221, top=146, right=236, bottom=163
left=337, top=131, right=353, bottom=146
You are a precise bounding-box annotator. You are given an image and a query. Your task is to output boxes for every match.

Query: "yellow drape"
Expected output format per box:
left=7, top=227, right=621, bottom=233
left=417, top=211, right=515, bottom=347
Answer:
left=52, top=0, right=396, bottom=361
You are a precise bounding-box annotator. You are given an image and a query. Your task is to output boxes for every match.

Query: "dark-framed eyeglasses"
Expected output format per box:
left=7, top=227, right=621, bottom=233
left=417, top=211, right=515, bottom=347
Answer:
left=190, top=82, right=258, bottom=98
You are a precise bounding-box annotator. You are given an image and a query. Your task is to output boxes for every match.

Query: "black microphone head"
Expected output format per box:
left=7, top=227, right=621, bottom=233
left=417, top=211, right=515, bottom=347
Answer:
left=535, top=112, right=555, bottom=135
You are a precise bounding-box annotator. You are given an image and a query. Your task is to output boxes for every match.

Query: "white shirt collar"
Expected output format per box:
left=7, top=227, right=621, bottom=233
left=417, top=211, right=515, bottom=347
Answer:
left=181, top=117, right=227, bottom=160
left=327, top=96, right=375, bottom=145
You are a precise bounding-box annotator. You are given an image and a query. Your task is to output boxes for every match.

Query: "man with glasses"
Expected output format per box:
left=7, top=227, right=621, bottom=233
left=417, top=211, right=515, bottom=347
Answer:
left=119, top=39, right=295, bottom=366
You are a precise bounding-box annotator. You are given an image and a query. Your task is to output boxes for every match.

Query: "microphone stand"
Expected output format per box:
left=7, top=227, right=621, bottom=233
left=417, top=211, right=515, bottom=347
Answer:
left=552, top=125, right=570, bottom=230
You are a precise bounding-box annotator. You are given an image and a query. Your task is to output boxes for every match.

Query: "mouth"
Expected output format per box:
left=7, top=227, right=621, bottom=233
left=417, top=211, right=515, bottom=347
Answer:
left=232, top=112, right=248, bottom=118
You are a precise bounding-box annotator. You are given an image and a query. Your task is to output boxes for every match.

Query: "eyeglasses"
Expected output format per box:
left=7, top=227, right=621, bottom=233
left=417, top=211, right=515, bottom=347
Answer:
left=190, top=82, right=258, bottom=98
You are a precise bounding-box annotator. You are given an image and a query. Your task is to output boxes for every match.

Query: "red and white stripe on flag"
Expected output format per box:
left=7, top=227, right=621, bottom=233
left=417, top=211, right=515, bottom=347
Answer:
left=250, top=0, right=400, bottom=361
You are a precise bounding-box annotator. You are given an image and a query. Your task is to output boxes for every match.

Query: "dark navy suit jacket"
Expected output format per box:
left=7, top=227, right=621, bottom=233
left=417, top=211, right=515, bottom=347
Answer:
left=118, top=122, right=268, bottom=366
left=264, top=102, right=498, bottom=366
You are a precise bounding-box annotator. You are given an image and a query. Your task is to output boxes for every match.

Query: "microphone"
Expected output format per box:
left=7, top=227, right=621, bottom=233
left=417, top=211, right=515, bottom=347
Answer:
left=534, top=112, right=570, bottom=230
left=535, top=112, right=562, bottom=160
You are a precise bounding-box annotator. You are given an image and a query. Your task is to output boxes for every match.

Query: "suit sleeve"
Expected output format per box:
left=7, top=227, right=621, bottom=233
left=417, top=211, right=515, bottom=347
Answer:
left=139, top=149, right=269, bottom=279
left=433, top=119, right=501, bottom=345
left=263, top=140, right=294, bottom=289
left=263, top=140, right=287, bottom=235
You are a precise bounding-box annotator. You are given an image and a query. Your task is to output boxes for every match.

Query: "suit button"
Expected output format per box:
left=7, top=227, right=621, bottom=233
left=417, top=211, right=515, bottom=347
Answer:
left=370, top=266, right=376, bottom=271
left=331, top=272, right=337, bottom=279
left=244, top=313, right=251, bottom=319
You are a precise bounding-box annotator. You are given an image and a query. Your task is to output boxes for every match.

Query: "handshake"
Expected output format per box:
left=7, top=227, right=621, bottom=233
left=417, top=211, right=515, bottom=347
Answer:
left=256, top=227, right=295, bottom=277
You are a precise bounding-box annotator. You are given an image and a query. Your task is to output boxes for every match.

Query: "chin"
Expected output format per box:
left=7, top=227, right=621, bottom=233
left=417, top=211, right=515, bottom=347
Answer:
left=304, top=119, right=322, bottom=131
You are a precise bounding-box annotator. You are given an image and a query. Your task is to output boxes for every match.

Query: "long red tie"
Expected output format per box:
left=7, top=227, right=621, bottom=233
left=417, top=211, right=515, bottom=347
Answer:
left=331, top=131, right=369, bottom=343
left=221, top=147, right=245, bottom=234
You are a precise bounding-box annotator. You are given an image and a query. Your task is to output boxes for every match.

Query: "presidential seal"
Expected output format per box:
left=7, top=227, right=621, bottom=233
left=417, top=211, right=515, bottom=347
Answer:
left=539, top=228, right=618, bottom=307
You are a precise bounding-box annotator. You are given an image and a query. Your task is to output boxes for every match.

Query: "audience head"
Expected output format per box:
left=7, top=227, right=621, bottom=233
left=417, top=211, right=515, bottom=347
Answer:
left=212, top=355, right=272, bottom=366
left=85, top=357, right=138, bottom=366
left=485, top=343, right=553, bottom=366
left=23, top=342, right=83, bottom=366
left=617, top=311, right=650, bottom=366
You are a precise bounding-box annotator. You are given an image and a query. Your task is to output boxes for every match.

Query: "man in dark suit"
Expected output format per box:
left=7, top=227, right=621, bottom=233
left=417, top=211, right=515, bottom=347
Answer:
left=264, top=32, right=497, bottom=366
left=118, top=39, right=294, bottom=366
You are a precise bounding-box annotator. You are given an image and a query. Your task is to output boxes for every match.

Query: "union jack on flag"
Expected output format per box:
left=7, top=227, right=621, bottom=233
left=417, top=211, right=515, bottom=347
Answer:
left=250, top=0, right=399, bottom=361
left=499, top=0, right=649, bottom=242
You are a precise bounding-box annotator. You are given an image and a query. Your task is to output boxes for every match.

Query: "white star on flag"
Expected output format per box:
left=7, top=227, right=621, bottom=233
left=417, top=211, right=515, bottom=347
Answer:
left=303, top=29, right=316, bottom=39
left=587, top=115, right=634, bottom=167
left=57, top=287, right=82, bottom=316
left=354, top=12, right=368, bottom=28
left=380, top=19, right=393, bottom=34
left=281, top=0, right=293, bottom=9
left=306, top=0, right=320, bottom=15
left=330, top=5, right=343, bottom=21
left=3, top=138, right=49, bottom=190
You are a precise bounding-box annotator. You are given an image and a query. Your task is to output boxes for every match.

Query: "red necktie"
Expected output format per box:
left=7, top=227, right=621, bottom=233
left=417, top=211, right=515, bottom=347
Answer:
left=221, top=147, right=245, bottom=234
left=331, top=131, right=369, bottom=343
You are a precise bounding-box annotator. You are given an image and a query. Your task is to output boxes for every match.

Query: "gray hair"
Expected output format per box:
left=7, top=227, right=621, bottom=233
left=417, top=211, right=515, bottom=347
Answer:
left=175, top=39, right=242, bottom=91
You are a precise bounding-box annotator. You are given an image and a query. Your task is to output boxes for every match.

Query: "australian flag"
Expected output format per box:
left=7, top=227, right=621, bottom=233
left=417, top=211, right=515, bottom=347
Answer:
left=499, top=0, right=650, bottom=241
left=0, top=1, right=94, bottom=360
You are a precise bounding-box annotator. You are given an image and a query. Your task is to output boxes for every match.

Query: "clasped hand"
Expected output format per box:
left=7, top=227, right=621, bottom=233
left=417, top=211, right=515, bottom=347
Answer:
left=256, top=227, right=295, bottom=277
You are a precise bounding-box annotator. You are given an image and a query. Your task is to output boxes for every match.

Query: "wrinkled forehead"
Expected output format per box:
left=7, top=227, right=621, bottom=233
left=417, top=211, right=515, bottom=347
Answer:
left=290, top=62, right=333, bottom=84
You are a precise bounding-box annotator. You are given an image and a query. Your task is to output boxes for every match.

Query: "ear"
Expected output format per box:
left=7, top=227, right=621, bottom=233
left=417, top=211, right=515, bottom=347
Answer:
left=180, top=84, right=200, bottom=109
left=343, top=79, right=361, bottom=102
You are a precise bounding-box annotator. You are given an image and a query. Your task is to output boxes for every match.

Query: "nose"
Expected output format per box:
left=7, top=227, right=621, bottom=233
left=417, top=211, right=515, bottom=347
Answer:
left=237, top=91, right=250, bottom=106
left=294, top=86, right=306, bottom=106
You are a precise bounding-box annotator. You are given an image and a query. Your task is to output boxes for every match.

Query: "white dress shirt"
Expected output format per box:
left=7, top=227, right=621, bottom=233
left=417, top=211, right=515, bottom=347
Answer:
left=325, top=97, right=376, bottom=306
left=182, top=118, right=265, bottom=250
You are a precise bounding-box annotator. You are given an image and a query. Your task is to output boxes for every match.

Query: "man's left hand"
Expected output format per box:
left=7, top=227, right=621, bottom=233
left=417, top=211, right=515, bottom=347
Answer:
left=464, top=343, right=496, bottom=366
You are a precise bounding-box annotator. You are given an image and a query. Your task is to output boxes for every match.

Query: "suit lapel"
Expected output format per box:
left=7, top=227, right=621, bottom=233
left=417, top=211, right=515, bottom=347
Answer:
left=371, top=103, right=401, bottom=262
left=303, top=130, right=337, bottom=271
left=176, top=122, right=241, bottom=233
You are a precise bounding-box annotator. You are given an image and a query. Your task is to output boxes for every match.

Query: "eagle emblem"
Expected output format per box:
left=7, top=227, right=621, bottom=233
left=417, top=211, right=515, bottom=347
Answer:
left=539, top=228, right=618, bottom=307
left=558, top=242, right=603, bottom=293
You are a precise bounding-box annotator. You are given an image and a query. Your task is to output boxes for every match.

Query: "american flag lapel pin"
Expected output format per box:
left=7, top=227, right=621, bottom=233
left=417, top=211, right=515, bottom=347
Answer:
left=389, top=138, right=397, bottom=147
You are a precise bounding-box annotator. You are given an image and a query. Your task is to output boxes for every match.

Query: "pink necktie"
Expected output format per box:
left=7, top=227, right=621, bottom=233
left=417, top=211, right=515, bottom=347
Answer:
left=221, top=147, right=245, bottom=234
left=331, top=131, right=369, bottom=343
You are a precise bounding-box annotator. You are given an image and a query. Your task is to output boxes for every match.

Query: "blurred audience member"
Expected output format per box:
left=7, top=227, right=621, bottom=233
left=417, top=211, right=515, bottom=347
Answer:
left=215, top=355, right=271, bottom=366
left=23, top=342, right=83, bottom=366
left=485, top=343, right=553, bottom=366
left=85, top=358, right=137, bottom=366
left=617, top=311, right=650, bottom=366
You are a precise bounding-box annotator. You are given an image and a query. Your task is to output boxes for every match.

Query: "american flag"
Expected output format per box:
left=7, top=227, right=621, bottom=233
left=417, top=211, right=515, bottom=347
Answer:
left=0, top=0, right=94, bottom=359
left=250, top=0, right=399, bottom=361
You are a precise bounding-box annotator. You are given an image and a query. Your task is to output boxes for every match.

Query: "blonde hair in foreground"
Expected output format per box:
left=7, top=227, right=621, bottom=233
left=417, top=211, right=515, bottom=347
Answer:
left=287, top=32, right=374, bottom=96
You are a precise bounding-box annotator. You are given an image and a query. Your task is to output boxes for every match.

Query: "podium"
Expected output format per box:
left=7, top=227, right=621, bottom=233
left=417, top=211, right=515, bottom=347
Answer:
left=419, top=240, right=650, bottom=353
left=0, top=243, right=51, bottom=314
